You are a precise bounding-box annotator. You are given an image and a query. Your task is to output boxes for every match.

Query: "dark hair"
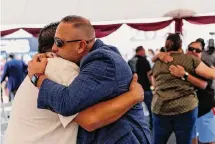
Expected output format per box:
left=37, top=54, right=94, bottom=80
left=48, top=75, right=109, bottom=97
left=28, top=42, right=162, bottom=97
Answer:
left=61, top=15, right=94, bottom=38
left=165, top=33, right=182, bottom=52
left=148, top=49, right=154, bottom=55
left=135, top=46, right=144, bottom=53
left=8, top=54, right=14, bottom=59
left=38, top=22, right=59, bottom=53
left=188, top=41, right=202, bottom=48
left=196, top=38, right=205, bottom=50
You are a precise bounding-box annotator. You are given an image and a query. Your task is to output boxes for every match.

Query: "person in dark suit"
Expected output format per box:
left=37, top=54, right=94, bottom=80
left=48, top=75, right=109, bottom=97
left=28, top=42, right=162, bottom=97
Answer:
left=1, top=54, right=27, bottom=101
left=27, top=15, right=151, bottom=144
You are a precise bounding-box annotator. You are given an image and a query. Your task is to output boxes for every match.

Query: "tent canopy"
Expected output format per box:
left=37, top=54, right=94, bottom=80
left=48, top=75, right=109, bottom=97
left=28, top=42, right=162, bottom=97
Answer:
left=2, top=0, right=215, bottom=26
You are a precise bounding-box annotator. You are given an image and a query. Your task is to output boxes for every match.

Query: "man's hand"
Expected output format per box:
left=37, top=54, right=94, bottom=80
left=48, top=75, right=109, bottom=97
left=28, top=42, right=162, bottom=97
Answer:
left=169, top=65, right=185, bottom=78
left=158, top=52, right=173, bottom=63
left=129, top=74, right=144, bottom=101
left=28, top=52, right=56, bottom=79
left=28, top=56, right=48, bottom=79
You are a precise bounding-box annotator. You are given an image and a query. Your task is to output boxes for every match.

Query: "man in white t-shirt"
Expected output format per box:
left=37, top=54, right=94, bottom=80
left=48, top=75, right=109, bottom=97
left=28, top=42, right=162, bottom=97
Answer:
left=4, top=22, right=144, bottom=144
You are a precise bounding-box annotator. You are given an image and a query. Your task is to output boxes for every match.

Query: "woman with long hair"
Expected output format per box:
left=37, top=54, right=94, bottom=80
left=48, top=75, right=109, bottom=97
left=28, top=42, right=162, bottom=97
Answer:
left=151, top=33, right=215, bottom=144
left=169, top=41, right=215, bottom=144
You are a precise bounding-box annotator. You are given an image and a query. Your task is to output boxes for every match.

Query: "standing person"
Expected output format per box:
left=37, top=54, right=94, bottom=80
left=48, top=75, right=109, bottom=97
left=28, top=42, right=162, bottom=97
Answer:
left=28, top=15, right=151, bottom=144
left=128, top=46, right=153, bottom=129
left=202, top=39, right=215, bottom=66
left=5, top=22, right=146, bottom=144
left=168, top=41, right=215, bottom=144
left=202, top=38, right=215, bottom=90
left=151, top=33, right=215, bottom=144
left=0, top=54, right=27, bottom=101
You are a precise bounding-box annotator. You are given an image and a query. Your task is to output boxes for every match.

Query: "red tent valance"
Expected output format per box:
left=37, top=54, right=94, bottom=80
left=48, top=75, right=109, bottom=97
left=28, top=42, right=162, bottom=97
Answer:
left=93, top=24, right=122, bottom=38
left=1, top=16, right=215, bottom=37
left=185, top=16, right=215, bottom=25
left=127, top=19, right=173, bottom=31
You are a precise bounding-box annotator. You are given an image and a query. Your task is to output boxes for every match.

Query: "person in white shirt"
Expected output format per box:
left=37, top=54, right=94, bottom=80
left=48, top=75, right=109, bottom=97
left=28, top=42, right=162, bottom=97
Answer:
left=4, top=22, right=144, bottom=144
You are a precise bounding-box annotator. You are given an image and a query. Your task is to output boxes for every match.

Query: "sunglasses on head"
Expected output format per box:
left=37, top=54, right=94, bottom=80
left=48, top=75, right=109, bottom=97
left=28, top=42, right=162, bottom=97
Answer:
left=188, top=47, right=202, bottom=53
left=54, top=37, right=95, bottom=48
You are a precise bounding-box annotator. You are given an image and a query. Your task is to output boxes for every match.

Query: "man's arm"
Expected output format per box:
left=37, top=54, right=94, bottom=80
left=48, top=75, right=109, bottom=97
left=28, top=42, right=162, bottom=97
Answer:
left=74, top=74, right=144, bottom=131
left=1, top=63, right=8, bottom=83
left=151, top=75, right=156, bottom=87
left=28, top=52, right=130, bottom=116
left=195, top=62, right=215, bottom=80
left=169, top=65, right=207, bottom=89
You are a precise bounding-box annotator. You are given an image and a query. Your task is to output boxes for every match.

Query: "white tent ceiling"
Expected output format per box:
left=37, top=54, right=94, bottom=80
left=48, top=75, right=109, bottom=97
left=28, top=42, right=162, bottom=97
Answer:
left=1, top=0, right=215, bottom=26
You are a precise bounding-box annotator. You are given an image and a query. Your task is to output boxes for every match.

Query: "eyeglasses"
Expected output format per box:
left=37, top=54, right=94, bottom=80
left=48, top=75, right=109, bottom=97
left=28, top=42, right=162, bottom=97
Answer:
left=188, top=47, right=202, bottom=53
left=54, top=37, right=95, bottom=48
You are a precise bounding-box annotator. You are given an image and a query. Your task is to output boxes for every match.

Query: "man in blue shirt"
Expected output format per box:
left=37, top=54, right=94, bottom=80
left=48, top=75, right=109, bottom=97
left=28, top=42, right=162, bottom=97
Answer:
left=28, top=15, right=151, bottom=144
left=1, top=54, right=27, bottom=101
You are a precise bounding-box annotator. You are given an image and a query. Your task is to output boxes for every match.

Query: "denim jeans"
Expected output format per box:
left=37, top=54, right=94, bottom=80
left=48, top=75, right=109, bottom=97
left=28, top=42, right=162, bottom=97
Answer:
left=152, top=107, right=198, bottom=144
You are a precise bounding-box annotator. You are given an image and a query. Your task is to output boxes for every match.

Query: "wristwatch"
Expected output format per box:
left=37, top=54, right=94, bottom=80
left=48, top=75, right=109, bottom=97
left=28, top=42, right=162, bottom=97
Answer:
left=181, top=72, right=189, bottom=81
left=31, top=73, right=44, bottom=86
left=150, top=86, right=155, bottom=91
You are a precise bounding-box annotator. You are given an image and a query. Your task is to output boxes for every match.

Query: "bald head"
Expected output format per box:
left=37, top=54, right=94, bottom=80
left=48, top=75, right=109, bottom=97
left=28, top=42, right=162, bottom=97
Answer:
left=53, top=15, right=96, bottom=63
left=61, top=15, right=95, bottom=39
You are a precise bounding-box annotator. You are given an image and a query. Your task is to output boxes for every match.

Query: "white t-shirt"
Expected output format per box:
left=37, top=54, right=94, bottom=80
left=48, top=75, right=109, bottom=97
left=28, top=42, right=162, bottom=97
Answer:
left=4, top=58, right=80, bottom=144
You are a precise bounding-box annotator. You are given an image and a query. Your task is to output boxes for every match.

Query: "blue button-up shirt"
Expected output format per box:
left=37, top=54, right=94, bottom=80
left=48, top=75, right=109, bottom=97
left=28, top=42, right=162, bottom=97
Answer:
left=38, top=39, right=151, bottom=144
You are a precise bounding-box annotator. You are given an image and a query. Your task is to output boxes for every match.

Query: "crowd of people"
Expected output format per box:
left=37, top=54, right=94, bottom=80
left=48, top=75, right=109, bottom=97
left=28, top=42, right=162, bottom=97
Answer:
left=128, top=34, right=215, bottom=144
left=1, top=15, right=215, bottom=144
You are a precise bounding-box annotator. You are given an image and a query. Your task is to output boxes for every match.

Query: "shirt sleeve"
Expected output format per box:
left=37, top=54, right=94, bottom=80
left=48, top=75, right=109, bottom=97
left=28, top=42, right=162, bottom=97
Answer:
left=37, top=54, right=116, bottom=116
left=58, top=113, right=78, bottom=128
